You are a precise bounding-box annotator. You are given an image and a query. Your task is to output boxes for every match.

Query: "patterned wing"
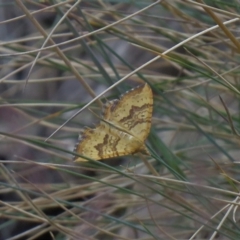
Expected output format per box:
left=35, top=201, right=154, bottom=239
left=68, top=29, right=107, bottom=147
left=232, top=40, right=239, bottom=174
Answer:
left=74, top=122, right=144, bottom=162
left=102, top=84, right=153, bottom=141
